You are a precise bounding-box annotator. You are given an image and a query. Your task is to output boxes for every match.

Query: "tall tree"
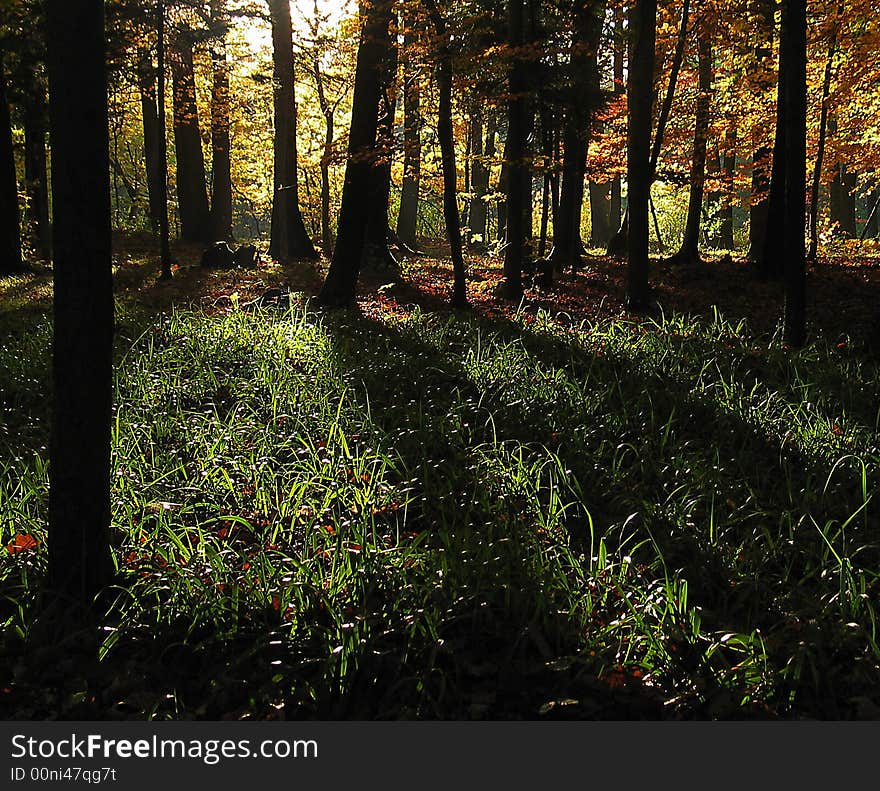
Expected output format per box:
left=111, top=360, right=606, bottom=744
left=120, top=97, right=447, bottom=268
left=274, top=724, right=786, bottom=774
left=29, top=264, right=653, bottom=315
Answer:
left=667, top=16, right=712, bottom=266
left=170, top=28, right=211, bottom=243
left=22, top=80, right=51, bottom=260
left=0, top=57, right=23, bottom=275
left=425, top=0, right=468, bottom=307
left=318, top=0, right=392, bottom=307
left=626, top=0, right=656, bottom=311
left=268, top=0, right=318, bottom=261
left=209, top=0, right=233, bottom=241
left=157, top=0, right=172, bottom=280
left=45, top=0, right=115, bottom=605
left=137, top=46, right=165, bottom=233
left=782, top=0, right=806, bottom=346
left=396, top=16, right=421, bottom=247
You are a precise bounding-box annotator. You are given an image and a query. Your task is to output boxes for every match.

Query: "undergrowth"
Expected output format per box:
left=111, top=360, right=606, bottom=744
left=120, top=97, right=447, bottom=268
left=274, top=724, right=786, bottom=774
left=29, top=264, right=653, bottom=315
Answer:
left=1, top=298, right=878, bottom=719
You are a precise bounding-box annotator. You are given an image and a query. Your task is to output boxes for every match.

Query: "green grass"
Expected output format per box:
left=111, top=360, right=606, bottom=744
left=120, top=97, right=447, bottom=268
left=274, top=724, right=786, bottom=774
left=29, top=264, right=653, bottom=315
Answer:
left=1, top=297, right=878, bottom=719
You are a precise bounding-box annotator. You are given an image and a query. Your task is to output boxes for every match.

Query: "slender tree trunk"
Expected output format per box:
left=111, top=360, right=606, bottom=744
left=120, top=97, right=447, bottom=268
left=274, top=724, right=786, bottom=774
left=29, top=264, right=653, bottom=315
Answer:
left=783, top=0, right=806, bottom=347
left=156, top=2, right=172, bottom=279
left=23, top=88, right=51, bottom=260
left=317, top=0, right=391, bottom=307
left=0, top=59, right=23, bottom=275
left=588, top=181, right=611, bottom=247
left=747, top=0, right=774, bottom=262
left=468, top=108, right=490, bottom=248
left=609, top=0, right=688, bottom=257
left=170, top=33, right=211, bottom=244
left=865, top=184, right=880, bottom=239
left=45, top=0, right=115, bottom=606
left=396, top=22, right=420, bottom=247
left=311, top=53, right=335, bottom=256
left=830, top=164, right=857, bottom=236
left=136, top=48, right=163, bottom=234
left=807, top=5, right=841, bottom=261
left=268, top=0, right=317, bottom=261
left=626, top=0, right=656, bottom=311
left=609, top=4, right=624, bottom=232
left=759, top=9, right=787, bottom=281
left=425, top=0, right=467, bottom=307
left=502, top=0, right=527, bottom=298
left=209, top=0, right=233, bottom=242
left=362, top=20, right=398, bottom=271
left=671, top=28, right=712, bottom=264
left=719, top=144, right=735, bottom=250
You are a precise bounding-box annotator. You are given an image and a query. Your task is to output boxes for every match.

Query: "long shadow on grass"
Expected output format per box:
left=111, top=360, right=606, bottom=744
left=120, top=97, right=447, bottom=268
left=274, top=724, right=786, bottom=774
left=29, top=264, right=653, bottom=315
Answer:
left=320, top=307, right=880, bottom=718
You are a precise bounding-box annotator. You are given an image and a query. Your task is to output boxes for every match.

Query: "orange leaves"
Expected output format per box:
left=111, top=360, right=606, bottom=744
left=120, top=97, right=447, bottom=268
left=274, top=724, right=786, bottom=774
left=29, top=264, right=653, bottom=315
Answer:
left=6, top=534, right=38, bottom=554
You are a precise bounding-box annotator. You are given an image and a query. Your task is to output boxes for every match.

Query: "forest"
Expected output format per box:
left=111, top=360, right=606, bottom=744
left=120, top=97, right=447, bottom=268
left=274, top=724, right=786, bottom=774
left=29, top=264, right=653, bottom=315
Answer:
left=0, top=0, right=879, bottom=722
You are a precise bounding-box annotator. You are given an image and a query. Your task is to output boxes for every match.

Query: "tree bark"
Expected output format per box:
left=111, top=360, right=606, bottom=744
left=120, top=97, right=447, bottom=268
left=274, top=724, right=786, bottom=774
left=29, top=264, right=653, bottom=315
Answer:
left=425, top=0, right=467, bottom=307
left=209, top=0, right=233, bottom=242
left=747, top=0, right=774, bottom=262
left=23, top=86, right=51, bottom=260
left=170, top=32, right=211, bottom=244
left=0, top=58, right=23, bottom=275
left=468, top=108, right=491, bottom=249
left=317, top=0, right=392, bottom=307
left=268, top=0, right=317, bottom=261
left=670, top=27, right=711, bottom=264
left=45, top=0, right=115, bottom=606
left=136, top=47, right=164, bottom=235
left=156, top=2, right=172, bottom=280
left=783, top=0, right=806, bottom=347
left=396, top=21, right=420, bottom=247
left=588, top=181, right=611, bottom=248
left=502, top=0, right=528, bottom=299
left=626, top=0, right=656, bottom=311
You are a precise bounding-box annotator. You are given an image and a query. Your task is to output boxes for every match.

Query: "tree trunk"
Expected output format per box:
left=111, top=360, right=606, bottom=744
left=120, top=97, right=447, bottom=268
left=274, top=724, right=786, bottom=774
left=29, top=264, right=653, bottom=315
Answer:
left=807, top=5, right=841, bottom=261
left=170, top=33, right=211, bottom=244
left=156, top=2, right=172, bottom=280
left=317, top=0, right=392, bottom=307
left=268, top=0, right=317, bottom=261
left=502, top=0, right=527, bottom=299
left=23, top=87, right=51, bottom=260
left=782, top=0, right=806, bottom=347
left=830, top=164, right=856, bottom=237
left=209, top=0, right=233, bottom=242
left=362, top=20, right=398, bottom=271
left=311, top=52, right=335, bottom=256
left=747, top=0, right=774, bottom=262
left=609, top=3, right=625, bottom=232
left=425, top=0, right=467, bottom=307
left=45, top=0, right=115, bottom=606
left=626, top=0, right=656, bottom=311
left=0, top=58, right=23, bottom=275
left=468, top=109, right=491, bottom=249
left=136, top=47, right=164, bottom=235
left=396, top=22, right=420, bottom=247
left=670, top=29, right=712, bottom=264
left=758, top=10, right=787, bottom=281
left=719, top=146, right=736, bottom=251
left=588, top=181, right=611, bottom=248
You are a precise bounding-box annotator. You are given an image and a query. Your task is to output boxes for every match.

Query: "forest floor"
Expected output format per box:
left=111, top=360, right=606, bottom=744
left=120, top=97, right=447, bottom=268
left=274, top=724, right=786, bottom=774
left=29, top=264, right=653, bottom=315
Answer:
left=1, top=236, right=880, bottom=721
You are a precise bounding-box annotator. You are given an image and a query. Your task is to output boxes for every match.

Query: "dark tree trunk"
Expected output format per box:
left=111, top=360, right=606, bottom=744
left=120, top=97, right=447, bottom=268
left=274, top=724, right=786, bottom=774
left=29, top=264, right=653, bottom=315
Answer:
left=425, top=0, right=467, bottom=307
left=782, top=0, right=806, bottom=347
left=747, top=0, right=774, bottom=262
left=759, top=5, right=787, bottom=281
left=551, top=2, right=604, bottom=274
left=865, top=185, right=880, bottom=239
left=136, top=47, right=164, bottom=234
left=362, top=20, right=398, bottom=272
left=808, top=5, right=841, bottom=261
left=268, top=0, right=317, bottom=261
left=45, top=0, right=115, bottom=606
left=0, top=58, right=23, bottom=275
left=626, top=0, right=656, bottom=311
left=23, top=87, right=51, bottom=260
left=719, top=145, right=736, bottom=251
left=171, top=33, right=211, bottom=244
left=502, top=0, right=528, bottom=299
left=830, top=164, right=857, bottom=237
left=609, top=0, right=688, bottom=258
left=317, top=0, right=391, bottom=307
left=468, top=109, right=491, bottom=249
left=209, top=0, right=233, bottom=242
left=588, top=181, right=611, bottom=248
left=670, top=30, right=712, bottom=264
left=396, top=22, right=420, bottom=247
left=156, top=3, right=172, bottom=280
left=311, top=51, right=335, bottom=256
left=609, top=3, right=625, bottom=232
